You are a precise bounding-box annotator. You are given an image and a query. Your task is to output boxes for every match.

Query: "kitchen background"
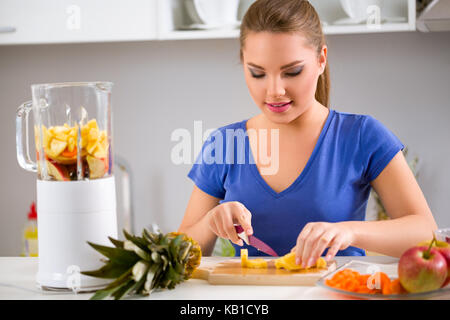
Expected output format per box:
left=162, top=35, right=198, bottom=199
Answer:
left=1, top=0, right=449, bottom=256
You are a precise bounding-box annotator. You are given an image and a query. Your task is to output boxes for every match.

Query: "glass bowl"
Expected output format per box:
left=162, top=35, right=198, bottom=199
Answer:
left=435, top=228, right=450, bottom=244
left=316, top=260, right=450, bottom=300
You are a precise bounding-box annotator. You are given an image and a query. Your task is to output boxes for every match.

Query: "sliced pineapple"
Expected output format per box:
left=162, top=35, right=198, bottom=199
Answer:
left=274, top=252, right=327, bottom=271
left=49, top=138, right=67, bottom=157
left=241, top=249, right=248, bottom=267
left=240, top=249, right=268, bottom=269
left=245, top=258, right=268, bottom=269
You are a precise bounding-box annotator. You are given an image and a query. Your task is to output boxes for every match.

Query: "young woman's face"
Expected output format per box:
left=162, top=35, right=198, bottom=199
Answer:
left=242, top=32, right=327, bottom=124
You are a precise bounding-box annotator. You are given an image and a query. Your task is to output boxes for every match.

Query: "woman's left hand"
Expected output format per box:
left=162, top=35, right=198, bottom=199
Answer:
left=292, top=222, right=355, bottom=268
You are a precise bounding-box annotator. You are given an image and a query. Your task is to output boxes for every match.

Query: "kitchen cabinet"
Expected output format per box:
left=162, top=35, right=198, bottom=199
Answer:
left=159, top=0, right=416, bottom=40
left=0, top=0, right=416, bottom=45
left=0, top=0, right=157, bottom=45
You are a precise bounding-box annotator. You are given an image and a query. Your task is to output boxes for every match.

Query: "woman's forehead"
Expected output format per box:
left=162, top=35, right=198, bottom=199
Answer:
left=243, top=32, right=315, bottom=65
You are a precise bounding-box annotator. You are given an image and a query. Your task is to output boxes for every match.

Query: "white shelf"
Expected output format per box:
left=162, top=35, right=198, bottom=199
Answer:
left=157, top=0, right=416, bottom=41
left=161, top=29, right=240, bottom=41
left=0, top=0, right=416, bottom=45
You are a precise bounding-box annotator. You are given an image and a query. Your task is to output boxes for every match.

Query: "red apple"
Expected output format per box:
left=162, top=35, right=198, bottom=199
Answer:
left=45, top=159, right=70, bottom=181
left=398, top=245, right=447, bottom=293
left=435, top=247, right=450, bottom=287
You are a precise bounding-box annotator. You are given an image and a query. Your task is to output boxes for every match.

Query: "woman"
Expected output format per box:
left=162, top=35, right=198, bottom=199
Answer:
left=178, top=0, right=437, bottom=267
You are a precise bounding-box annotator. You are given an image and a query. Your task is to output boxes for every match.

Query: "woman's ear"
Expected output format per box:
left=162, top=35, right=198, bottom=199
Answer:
left=318, top=45, right=327, bottom=74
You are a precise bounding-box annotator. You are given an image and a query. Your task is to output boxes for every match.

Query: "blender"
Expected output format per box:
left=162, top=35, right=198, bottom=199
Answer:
left=16, top=82, right=118, bottom=291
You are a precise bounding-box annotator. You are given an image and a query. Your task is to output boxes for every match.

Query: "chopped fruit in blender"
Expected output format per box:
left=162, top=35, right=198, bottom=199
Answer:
left=35, top=119, right=109, bottom=180
left=86, top=155, right=108, bottom=179
left=49, top=139, right=67, bottom=157
left=67, top=136, right=76, bottom=153
left=61, top=148, right=77, bottom=158
left=46, top=159, right=70, bottom=181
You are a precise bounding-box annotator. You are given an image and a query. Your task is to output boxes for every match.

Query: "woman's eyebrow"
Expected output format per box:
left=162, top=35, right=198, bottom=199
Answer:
left=247, top=60, right=304, bottom=70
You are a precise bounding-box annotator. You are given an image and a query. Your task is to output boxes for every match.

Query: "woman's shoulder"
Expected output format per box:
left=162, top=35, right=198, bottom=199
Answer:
left=332, top=109, right=372, bottom=123
left=331, top=109, right=385, bottom=133
left=207, top=119, right=248, bottom=139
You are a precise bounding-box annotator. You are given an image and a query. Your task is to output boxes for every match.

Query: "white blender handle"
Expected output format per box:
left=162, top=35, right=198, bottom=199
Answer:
left=16, top=101, right=37, bottom=172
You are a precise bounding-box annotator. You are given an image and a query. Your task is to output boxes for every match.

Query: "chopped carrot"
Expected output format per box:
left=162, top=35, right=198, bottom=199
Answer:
left=61, top=148, right=77, bottom=158
left=324, top=268, right=406, bottom=296
left=390, top=279, right=407, bottom=294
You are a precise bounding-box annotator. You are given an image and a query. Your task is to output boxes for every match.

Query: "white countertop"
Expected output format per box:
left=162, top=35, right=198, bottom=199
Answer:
left=0, top=255, right=406, bottom=300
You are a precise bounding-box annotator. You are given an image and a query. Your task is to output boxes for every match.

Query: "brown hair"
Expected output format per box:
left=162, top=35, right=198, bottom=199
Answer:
left=239, top=0, right=330, bottom=108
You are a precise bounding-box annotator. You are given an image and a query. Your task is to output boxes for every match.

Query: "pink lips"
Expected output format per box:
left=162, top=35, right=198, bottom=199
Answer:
left=266, top=101, right=292, bottom=113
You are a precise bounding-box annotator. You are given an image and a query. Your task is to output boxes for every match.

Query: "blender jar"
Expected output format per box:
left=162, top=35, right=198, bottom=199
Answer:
left=17, top=81, right=113, bottom=181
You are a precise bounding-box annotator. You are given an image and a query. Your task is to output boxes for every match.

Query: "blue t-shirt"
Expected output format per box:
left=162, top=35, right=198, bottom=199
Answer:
left=187, top=109, right=404, bottom=257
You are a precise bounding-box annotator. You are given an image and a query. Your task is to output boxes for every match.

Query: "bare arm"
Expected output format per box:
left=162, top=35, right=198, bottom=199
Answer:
left=344, top=150, right=438, bottom=257
left=295, top=150, right=439, bottom=267
left=178, top=185, right=221, bottom=256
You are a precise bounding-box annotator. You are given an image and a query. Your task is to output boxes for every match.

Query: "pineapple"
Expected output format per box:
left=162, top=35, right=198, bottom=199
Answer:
left=240, top=249, right=268, bottom=268
left=240, top=249, right=327, bottom=271
left=81, top=229, right=202, bottom=300
left=274, top=252, right=327, bottom=271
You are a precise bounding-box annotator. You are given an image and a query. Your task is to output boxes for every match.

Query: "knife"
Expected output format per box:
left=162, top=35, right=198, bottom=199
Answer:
left=234, top=225, right=279, bottom=257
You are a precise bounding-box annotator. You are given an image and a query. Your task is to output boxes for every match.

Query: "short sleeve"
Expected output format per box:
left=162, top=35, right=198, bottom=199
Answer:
left=359, top=116, right=404, bottom=183
left=187, top=129, right=227, bottom=199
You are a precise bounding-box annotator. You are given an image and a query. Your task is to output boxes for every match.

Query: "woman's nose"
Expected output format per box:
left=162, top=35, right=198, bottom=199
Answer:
left=267, top=76, right=286, bottom=98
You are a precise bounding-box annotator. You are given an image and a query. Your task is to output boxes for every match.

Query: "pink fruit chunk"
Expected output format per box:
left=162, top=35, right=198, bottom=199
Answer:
left=46, top=159, right=70, bottom=181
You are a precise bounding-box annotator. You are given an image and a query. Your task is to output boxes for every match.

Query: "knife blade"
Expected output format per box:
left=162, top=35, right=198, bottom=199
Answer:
left=234, top=225, right=279, bottom=257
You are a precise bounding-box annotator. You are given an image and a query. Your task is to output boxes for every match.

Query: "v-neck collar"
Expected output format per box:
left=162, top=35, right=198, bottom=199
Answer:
left=242, top=109, right=335, bottom=199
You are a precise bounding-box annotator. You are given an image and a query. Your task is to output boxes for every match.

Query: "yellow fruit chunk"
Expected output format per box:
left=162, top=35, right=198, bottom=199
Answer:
left=315, top=257, right=327, bottom=268
left=274, top=252, right=327, bottom=271
left=49, top=139, right=67, bottom=156
left=240, top=249, right=268, bottom=269
left=67, top=137, right=76, bottom=152
left=245, top=258, right=268, bottom=269
left=87, top=119, right=99, bottom=130
left=241, top=249, right=248, bottom=267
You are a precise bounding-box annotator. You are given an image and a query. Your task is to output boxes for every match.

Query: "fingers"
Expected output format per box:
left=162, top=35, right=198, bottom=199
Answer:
left=235, top=203, right=253, bottom=236
left=221, top=208, right=243, bottom=246
left=295, top=223, right=313, bottom=266
left=295, top=222, right=352, bottom=268
left=207, top=201, right=251, bottom=246
left=325, top=234, right=345, bottom=262
left=308, top=230, right=336, bottom=266
left=301, top=227, right=326, bottom=268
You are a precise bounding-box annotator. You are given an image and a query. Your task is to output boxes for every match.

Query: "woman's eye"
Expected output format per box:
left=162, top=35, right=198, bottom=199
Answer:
left=285, top=67, right=303, bottom=77
left=249, top=67, right=303, bottom=79
left=251, top=72, right=265, bottom=78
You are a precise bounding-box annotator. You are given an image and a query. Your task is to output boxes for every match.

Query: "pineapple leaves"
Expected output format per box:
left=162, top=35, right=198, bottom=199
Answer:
left=81, top=260, right=130, bottom=279
left=85, top=241, right=140, bottom=266
left=83, top=229, right=202, bottom=300
left=108, top=236, right=124, bottom=248
left=169, top=234, right=184, bottom=262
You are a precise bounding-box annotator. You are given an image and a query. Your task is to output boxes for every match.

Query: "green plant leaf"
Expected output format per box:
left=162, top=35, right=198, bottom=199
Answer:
left=81, top=261, right=130, bottom=279
left=86, top=242, right=140, bottom=266
left=108, top=236, right=124, bottom=248
left=112, top=279, right=136, bottom=300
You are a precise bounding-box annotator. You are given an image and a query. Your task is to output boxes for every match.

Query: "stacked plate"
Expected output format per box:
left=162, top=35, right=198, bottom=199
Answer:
left=182, top=0, right=241, bottom=30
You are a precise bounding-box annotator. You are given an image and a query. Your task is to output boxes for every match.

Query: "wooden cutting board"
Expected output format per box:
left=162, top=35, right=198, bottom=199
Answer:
left=192, top=257, right=337, bottom=286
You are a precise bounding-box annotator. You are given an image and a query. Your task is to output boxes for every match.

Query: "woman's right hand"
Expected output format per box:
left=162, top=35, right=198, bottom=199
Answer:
left=206, top=201, right=253, bottom=246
